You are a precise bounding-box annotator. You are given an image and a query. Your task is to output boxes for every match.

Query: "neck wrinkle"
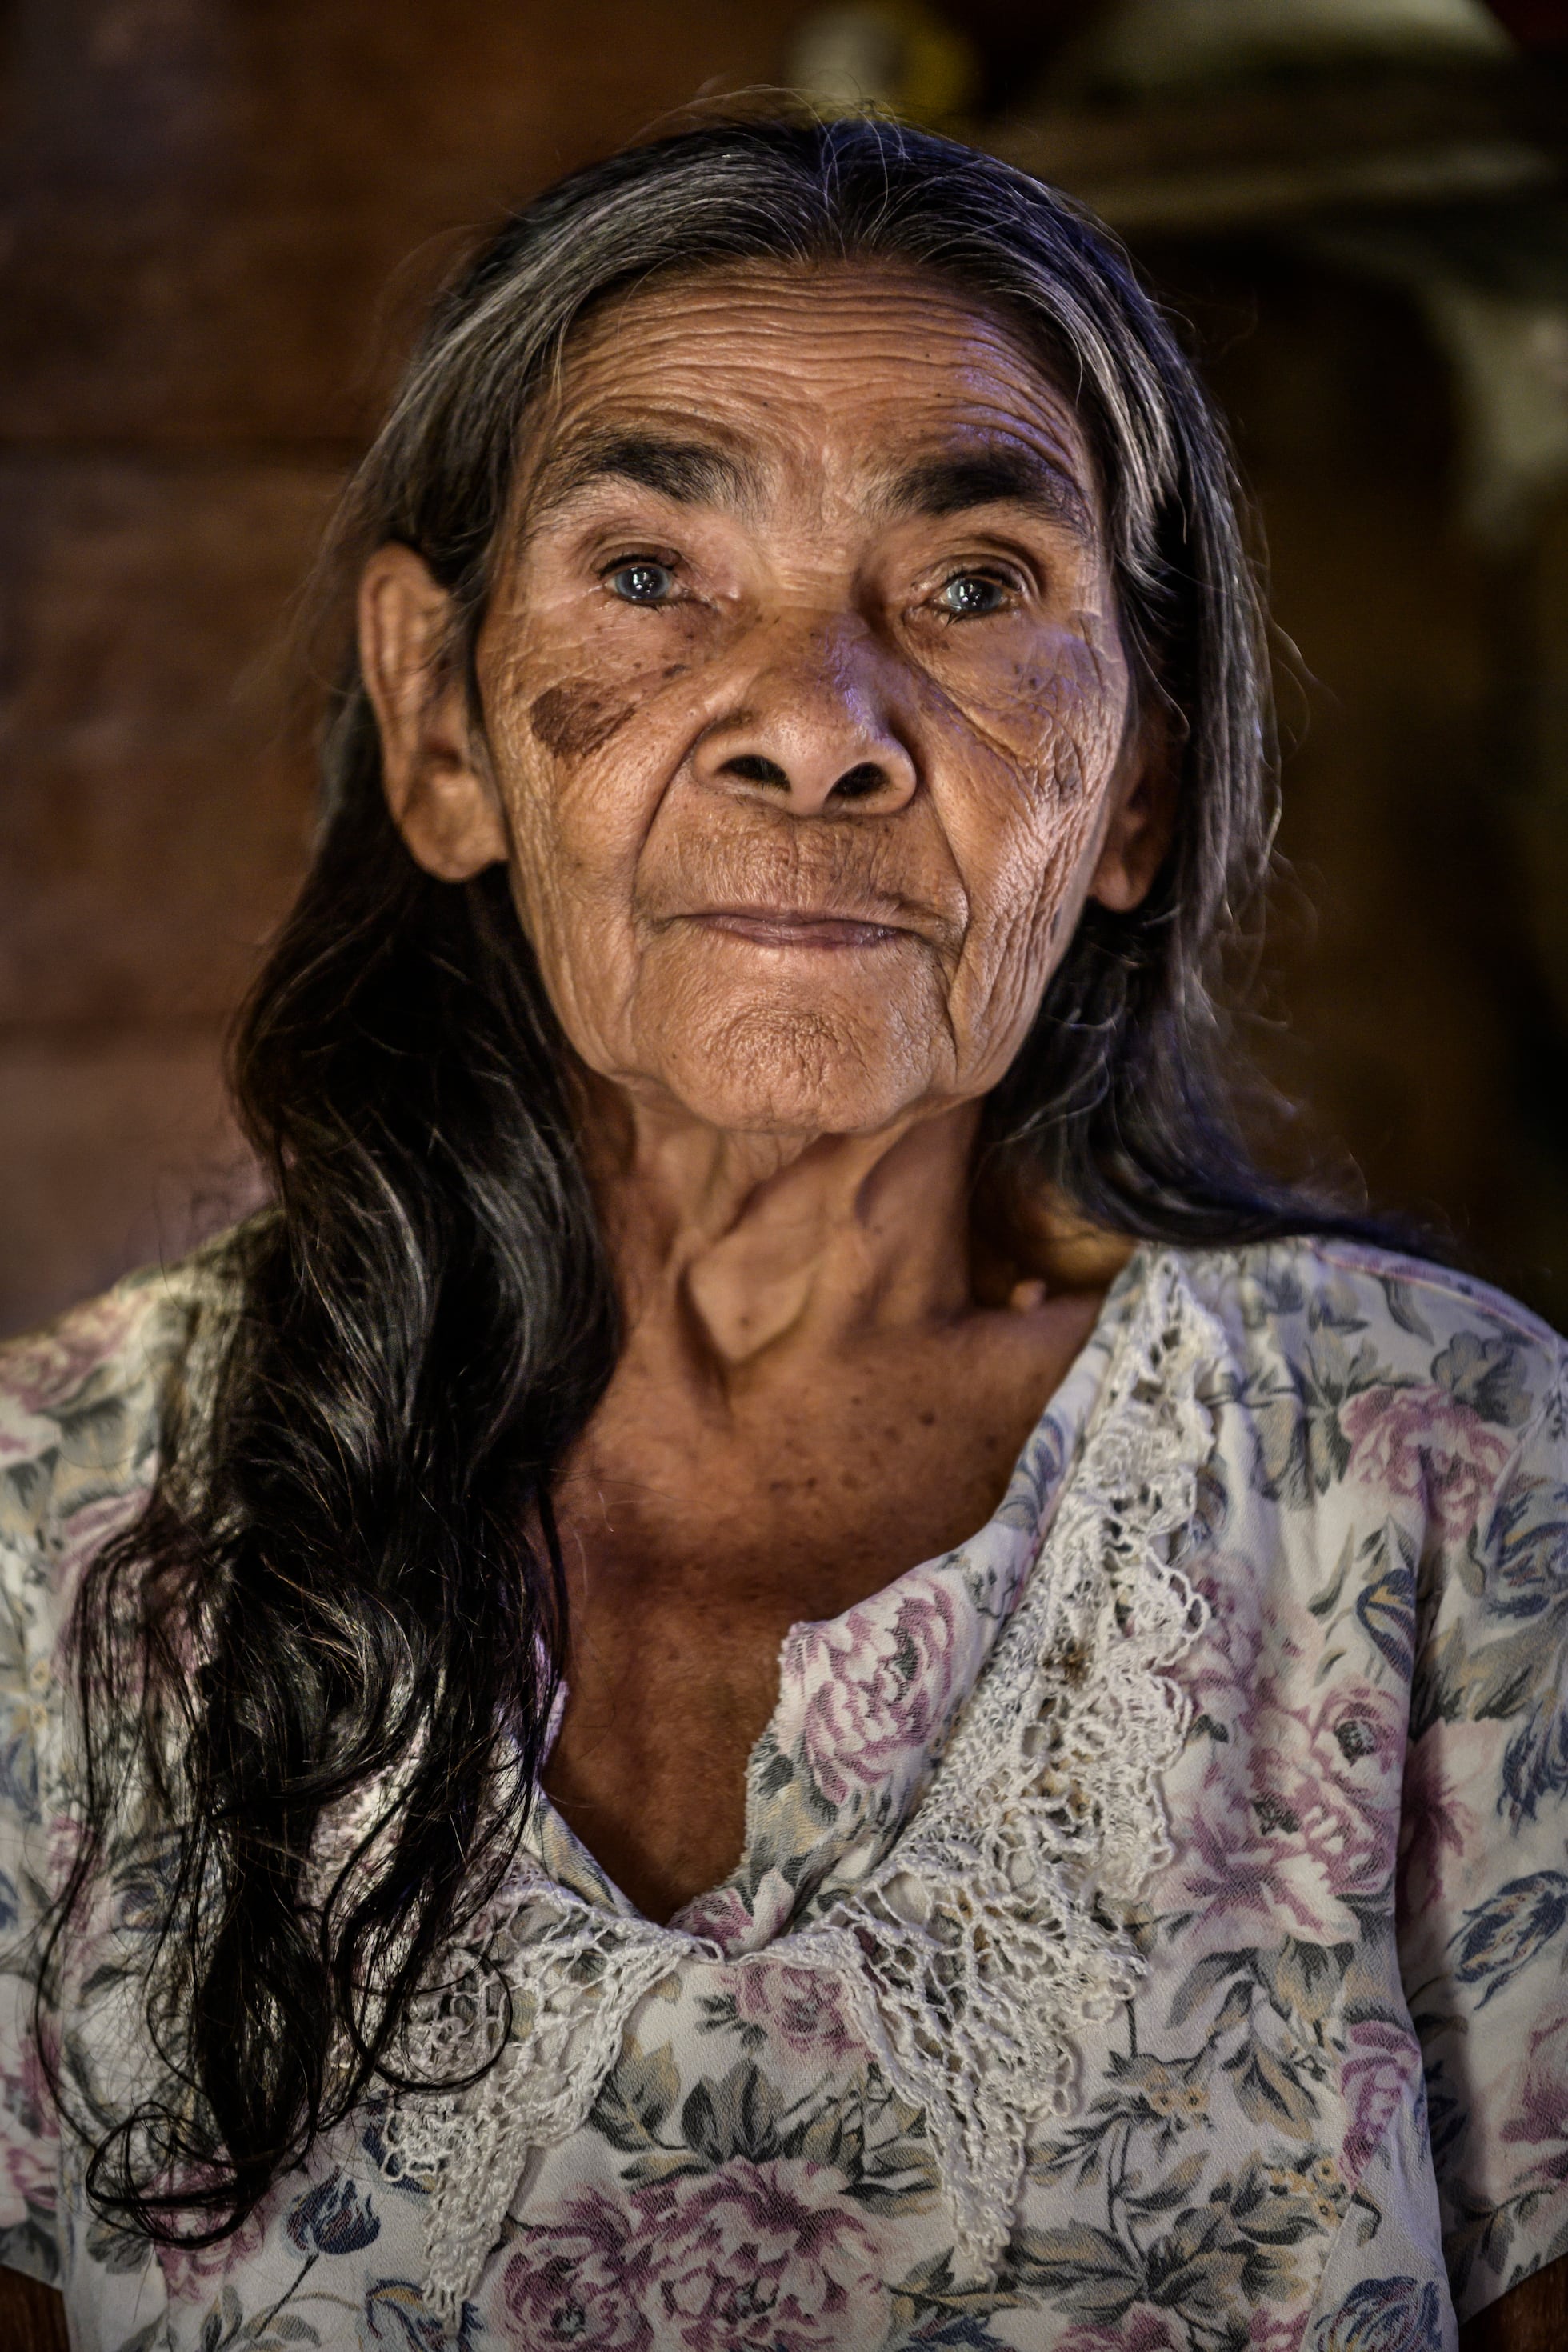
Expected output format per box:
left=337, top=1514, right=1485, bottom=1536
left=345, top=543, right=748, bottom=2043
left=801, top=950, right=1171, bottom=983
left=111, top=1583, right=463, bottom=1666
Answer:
left=586, top=1086, right=985, bottom=1374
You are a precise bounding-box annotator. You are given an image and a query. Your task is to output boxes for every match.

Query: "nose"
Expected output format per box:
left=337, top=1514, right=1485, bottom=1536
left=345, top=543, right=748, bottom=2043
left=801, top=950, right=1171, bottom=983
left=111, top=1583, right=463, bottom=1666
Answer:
left=690, top=620, right=918, bottom=817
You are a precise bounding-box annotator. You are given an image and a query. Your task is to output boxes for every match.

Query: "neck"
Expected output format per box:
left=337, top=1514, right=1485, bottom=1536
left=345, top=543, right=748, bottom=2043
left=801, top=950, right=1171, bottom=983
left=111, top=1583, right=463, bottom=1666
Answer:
left=580, top=1085, right=985, bottom=1372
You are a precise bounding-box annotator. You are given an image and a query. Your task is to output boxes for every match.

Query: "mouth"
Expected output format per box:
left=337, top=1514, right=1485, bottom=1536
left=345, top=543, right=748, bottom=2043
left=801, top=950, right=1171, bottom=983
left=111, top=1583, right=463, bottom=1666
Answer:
left=686, top=906, right=910, bottom=950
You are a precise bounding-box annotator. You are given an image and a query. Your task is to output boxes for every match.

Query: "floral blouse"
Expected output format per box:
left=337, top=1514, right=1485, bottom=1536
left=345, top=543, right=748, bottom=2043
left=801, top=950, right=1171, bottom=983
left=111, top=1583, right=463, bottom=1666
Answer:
left=0, top=1235, right=1566, bottom=2352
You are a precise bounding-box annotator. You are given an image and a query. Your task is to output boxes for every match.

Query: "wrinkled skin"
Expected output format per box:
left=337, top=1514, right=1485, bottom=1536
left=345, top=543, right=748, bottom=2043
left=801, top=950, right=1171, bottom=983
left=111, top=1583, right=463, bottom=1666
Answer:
left=374, top=263, right=1150, bottom=1146
left=492, top=274, right=1142, bottom=1146
left=360, top=262, right=1169, bottom=1919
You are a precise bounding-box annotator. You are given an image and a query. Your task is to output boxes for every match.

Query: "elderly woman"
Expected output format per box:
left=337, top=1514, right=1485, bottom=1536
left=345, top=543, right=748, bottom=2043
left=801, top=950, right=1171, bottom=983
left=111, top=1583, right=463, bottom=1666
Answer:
left=0, top=116, right=1563, bottom=2352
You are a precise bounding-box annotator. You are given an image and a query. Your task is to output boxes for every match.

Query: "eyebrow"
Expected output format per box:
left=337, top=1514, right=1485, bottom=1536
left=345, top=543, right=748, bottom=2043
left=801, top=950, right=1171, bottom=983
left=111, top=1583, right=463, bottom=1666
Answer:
left=524, top=426, right=1095, bottom=543
left=882, top=446, right=1095, bottom=542
left=528, top=430, right=756, bottom=520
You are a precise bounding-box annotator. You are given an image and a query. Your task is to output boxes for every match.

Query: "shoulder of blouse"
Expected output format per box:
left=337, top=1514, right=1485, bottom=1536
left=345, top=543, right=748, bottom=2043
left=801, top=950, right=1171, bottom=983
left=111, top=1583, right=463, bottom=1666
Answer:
left=0, top=1228, right=246, bottom=1614
left=1173, top=1230, right=1564, bottom=1380
left=1158, top=1235, right=1567, bottom=1580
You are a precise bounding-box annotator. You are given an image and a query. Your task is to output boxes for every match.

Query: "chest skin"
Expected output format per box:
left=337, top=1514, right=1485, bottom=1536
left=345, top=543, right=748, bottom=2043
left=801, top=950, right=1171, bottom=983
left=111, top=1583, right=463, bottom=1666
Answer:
left=542, top=1286, right=1105, bottom=1922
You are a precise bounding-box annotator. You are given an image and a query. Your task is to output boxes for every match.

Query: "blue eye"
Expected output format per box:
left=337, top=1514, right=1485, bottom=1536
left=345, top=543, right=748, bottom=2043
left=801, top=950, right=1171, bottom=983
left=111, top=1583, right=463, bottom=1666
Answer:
left=607, top=561, right=675, bottom=605
left=938, top=572, right=1010, bottom=618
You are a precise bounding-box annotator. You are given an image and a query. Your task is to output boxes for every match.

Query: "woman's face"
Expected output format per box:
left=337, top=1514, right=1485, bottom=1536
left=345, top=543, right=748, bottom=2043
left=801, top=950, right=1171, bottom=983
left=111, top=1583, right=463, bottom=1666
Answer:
left=366, top=261, right=1169, bottom=1138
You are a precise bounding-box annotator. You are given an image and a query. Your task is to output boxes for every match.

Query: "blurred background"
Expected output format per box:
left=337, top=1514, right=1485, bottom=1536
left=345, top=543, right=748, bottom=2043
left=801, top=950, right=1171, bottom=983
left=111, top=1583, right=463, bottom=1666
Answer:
left=4, top=0, right=1568, bottom=1338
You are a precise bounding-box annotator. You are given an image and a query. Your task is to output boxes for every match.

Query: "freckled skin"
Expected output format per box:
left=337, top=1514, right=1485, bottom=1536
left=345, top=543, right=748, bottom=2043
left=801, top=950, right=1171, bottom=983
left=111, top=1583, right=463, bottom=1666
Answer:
left=365, top=262, right=1167, bottom=1920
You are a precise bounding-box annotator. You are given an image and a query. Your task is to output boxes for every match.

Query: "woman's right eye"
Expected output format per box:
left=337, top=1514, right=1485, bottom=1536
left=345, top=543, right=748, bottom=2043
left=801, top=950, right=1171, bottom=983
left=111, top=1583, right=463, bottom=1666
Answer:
left=605, top=560, right=676, bottom=605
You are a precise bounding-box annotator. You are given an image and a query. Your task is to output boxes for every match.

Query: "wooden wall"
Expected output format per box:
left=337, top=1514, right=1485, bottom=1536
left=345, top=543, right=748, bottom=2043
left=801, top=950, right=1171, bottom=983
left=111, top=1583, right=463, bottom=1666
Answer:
left=1185, top=242, right=1568, bottom=1325
left=0, top=0, right=826, bottom=1332
left=4, top=0, right=1566, bottom=1334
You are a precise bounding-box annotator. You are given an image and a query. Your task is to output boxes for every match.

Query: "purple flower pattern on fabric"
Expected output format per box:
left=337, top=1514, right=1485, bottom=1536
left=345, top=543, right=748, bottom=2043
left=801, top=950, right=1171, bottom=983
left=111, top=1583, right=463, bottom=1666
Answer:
left=638, top=2158, right=890, bottom=2350
left=0, top=1239, right=1564, bottom=2349
left=721, top=1962, right=861, bottom=2065
left=505, top=2163, right=890, bottom=2352
left=502, top=2186, right=658, bottom=2350
left=793, top=1575, right=965, bottom=1810
left=1341, top=1384, right=1512, bottom=1546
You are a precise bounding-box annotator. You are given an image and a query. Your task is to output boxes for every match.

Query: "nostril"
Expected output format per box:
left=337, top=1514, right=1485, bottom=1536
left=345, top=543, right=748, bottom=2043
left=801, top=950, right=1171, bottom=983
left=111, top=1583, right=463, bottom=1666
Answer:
left=720, top=754, right=790, bottom=788
left=830, top=762, right=888, bottom=802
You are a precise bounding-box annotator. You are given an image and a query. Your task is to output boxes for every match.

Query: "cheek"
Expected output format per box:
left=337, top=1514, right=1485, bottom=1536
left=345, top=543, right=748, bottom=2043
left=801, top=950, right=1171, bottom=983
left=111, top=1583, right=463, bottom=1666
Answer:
left=520, top=637, right=700, bottom=766
left=482, top=658, right=699, bottom=1035
left=929, top=649, right=1130, bottom=1061
left=993, top=631, right=1127, bottom=795
left=486, top=624, right=682, bottom=866
left=941, top=644, right=1127, bottom=917
left=526, top=677, right=639, bottom=762
left=1023, top=670, right=1123, bottom=814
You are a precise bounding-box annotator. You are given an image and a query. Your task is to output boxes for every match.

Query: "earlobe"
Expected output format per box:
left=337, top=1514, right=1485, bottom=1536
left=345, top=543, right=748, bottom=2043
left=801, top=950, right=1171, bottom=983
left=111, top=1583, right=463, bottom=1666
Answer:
left=358, top=543, right=510, bottom=883
left=1088, top=726, right=1177, bottom=914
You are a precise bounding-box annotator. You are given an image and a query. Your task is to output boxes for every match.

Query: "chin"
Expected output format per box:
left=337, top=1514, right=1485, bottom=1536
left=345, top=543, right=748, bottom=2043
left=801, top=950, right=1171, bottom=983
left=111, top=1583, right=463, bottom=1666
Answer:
left=652, top=1004, right=934, bottom=1137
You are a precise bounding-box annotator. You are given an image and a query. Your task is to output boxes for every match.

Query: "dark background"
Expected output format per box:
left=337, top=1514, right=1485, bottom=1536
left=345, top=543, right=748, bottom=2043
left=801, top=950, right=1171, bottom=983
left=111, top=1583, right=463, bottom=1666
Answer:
left=6, top=0, right=1568, bottom=1338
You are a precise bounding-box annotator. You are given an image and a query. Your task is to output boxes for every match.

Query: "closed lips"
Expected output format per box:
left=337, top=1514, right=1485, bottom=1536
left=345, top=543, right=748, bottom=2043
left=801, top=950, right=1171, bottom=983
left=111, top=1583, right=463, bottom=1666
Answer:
left=689, top=908, right=910, bottom=946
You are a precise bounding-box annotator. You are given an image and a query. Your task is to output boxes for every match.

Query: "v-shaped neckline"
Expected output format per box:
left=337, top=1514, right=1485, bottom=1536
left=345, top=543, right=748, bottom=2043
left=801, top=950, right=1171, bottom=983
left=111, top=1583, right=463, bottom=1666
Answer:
left=526, top=1250, right=1149, bottom=1950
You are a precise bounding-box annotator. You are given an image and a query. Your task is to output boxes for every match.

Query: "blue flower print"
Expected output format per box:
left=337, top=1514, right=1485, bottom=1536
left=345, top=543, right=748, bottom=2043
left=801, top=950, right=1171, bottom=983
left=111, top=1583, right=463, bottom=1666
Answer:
left=1450, top=1872, right=1568, bottom=2008
left=286, top=2168, right=382, bottom=2257
left=1434, top=1333, right=1533, bottom=1428
left=1503, top=1689, right=1568, bottom=1821
left=1356, top=1547, right=1417, bottom=1680
left=1314, top=2276, right=1443, bottom=2351
left=1482, top=1475, right=1568, bottom=1622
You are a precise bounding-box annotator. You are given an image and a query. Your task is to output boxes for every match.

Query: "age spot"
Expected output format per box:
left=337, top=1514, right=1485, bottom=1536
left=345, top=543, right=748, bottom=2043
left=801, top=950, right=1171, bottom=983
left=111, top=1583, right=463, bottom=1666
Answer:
left=528, top=679, right=636, bottom=762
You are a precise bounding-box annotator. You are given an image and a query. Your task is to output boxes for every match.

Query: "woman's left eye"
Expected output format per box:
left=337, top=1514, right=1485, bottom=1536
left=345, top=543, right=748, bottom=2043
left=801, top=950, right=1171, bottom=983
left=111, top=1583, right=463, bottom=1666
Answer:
left=935, top=571, right=1013, bottom=618
left=606, top=560, right=676, bottom=605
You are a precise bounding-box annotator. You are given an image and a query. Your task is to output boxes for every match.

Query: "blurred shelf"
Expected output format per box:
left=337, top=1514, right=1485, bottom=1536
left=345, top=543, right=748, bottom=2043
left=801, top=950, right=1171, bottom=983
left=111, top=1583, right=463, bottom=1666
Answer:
left=985, top=58, right=1566, bottom=231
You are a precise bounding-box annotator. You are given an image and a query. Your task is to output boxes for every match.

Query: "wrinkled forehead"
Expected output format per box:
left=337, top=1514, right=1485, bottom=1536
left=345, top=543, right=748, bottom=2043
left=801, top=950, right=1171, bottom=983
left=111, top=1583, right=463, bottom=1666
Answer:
left=513, top=257, right=1106, bottom=541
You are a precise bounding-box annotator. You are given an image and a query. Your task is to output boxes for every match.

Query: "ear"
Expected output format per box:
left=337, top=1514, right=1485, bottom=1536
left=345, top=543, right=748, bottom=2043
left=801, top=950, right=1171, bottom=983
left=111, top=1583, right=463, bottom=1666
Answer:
left=1086, top=705, right=1178, bottom=914
left=358, top=543, right=510, bottom=882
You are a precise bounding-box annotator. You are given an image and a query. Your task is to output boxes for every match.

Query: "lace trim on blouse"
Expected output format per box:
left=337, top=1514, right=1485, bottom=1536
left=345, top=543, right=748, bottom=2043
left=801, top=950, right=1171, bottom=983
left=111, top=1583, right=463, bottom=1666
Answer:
left=364, top=1250, right=1222, bottom=2326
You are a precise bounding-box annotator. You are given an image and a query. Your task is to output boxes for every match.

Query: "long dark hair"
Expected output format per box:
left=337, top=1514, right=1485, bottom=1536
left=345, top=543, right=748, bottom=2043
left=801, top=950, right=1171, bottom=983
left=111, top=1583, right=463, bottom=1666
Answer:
left=57, top=112, right=1386, bottom=2243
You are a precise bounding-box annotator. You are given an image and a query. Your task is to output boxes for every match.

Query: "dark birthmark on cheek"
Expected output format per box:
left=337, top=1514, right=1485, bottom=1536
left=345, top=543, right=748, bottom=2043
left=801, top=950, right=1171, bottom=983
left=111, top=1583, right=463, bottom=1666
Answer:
left=528, top=679, right=638, bottom=762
